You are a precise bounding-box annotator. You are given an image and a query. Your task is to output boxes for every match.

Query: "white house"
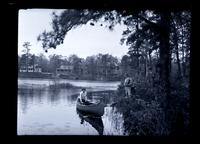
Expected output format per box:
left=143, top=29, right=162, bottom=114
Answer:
left=19, top=64, right=42, bottom=72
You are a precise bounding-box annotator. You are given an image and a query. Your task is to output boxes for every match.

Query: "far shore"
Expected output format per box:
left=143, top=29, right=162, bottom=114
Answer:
left=18, top=77, right=121, bottom=83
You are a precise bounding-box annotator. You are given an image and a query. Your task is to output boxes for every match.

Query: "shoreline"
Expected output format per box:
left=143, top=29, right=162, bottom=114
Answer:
left=18, top=77, right=121, bottom=91
left=18, top=77, right=121, bottom=83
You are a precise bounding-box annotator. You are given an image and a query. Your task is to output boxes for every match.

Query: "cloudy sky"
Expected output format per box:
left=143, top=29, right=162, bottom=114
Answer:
left=18, top=9, right=129, bottom=59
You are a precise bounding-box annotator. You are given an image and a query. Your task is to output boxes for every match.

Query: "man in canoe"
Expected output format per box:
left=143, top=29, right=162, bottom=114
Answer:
left=78, top=88, right=92, bottom=105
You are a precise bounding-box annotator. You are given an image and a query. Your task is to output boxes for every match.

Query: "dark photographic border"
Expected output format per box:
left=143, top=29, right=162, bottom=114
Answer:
left=6, top=0, right=195, bottom=144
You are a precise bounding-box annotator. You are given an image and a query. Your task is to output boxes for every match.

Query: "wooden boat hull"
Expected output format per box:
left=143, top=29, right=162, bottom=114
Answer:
left=76, top=99, right=105, bottom=116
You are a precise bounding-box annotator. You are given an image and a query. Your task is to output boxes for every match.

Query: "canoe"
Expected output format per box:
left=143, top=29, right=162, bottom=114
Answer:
left=76, top=109, right=104, bottom=135
left=76, top=99, right=105, bottom=116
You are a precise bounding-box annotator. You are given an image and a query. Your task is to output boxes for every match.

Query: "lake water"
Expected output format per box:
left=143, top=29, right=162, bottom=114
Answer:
left=17, top=78, right=126, bottom=135
left=18, top=78, right=120, bottom=91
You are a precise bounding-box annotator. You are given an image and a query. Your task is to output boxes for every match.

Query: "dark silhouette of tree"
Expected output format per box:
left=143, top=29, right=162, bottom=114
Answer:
left=85, top=56, right=97, bottom=79
left=120, top=55, right=130, bottom=76
left=22, top=42, right=31, bottom=72
left=19, top=54, right=26, bottom=71
left=29, top=54, right=35, bottom=72
left=37, top=54, right=49, bottom=72
left=68, top=54, right=83, bottom=77
left=49, top=54, right=62, bottom=74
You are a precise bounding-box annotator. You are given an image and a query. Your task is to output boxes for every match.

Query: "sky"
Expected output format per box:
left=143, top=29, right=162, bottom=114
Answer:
left=18, top=9, right=129, bottom=59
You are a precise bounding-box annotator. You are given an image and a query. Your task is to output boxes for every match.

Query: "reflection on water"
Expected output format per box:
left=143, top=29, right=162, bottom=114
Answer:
left=76, top=109, right=104, bottom=135
left=18, top=82, right=125, bottom=135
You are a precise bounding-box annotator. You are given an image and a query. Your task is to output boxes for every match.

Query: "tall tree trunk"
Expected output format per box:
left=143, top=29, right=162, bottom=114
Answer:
left=26, top=52, right=28, bottom=73
left=176, top=48, right=181, bottom=79
left=179, top=19, right=188, bottom=79
left=159, top=11, right=172, bottom=133
left=156, top=49, right=159, bottom=59
left=33, top=56, right=35, bottom=72
left=185, top=48, right=190, bottom=78
left=173, top=25, right=182, bottom=79
left=181, top=27, right=186, bottom=78
left=159, top=11, right=171, bottom=96
left=148, top=52, right=152, bottom=68
left=143, top=52, right=148, bottom=78
left=145, top=56, right=147, bottom=77
left=148, top=52, right=153, bottom=84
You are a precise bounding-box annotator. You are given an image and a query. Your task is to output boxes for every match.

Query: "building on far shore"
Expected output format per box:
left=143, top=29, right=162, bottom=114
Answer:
left=19, top=64, right=42, bottom=73
left=56, top=65, right=73, bottom=78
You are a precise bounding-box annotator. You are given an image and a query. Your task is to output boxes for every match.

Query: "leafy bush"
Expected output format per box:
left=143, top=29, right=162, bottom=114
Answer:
left=115, top=97, right=168, bottom=135
left=115, top=76, right=189, bottom=135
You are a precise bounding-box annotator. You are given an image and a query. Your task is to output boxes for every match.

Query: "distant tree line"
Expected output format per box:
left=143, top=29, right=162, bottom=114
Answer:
left=18, top=52, right=125, bottom=81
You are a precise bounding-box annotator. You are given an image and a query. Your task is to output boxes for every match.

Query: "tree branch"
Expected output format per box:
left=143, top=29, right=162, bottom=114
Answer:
left=137, top=15, right=160, bottom=31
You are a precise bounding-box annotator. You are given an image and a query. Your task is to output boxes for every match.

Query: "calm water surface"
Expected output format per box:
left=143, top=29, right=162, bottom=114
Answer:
left=17, top=78, right=126, bottom=135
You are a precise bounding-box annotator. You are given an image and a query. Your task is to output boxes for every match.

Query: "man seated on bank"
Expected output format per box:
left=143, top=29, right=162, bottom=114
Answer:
left=78, top=88, right=92, bottom=105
